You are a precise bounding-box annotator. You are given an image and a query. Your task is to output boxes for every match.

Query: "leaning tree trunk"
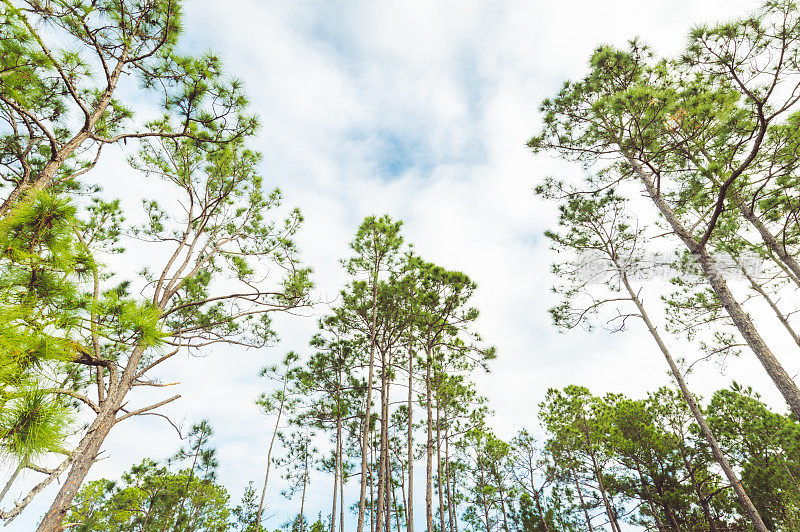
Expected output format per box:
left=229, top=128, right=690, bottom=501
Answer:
left=569, top=461, right=593, bottom=532
left=581, top=423, right=620, bottom=532
left=737, top=198, right=800, bottom=290
left=617, top=259, right=769, bottom=532
left=739, top=264, right=800, bottom=349
left=630, top=159, right=800, bottom=421
left=37, top=343, right=146, bottom=531
left=531, top=490, right=550, bottom=532
left=256, top=381, right=287, bottom=529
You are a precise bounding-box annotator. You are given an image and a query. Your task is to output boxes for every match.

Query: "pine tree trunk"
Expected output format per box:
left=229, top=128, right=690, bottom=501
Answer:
left=257, top=382, right=287, bottom=529
left=370, top=430, right=376, bottom=532
left=425, top=349, right=434, bottom=532
left=616, top=258, right=768, bottom=532
left=570, top=463, right=593, bottom=532
left=332, top=424, right=340, bottom=532
left=358, top=269, right=381, bottom=532
left=737, top=199, right=800, bottom=289
left=340, top=457, right=345, bottom=532
left=630, top=158, right=800, bottom=421
left=385, top=448, right=392, bottom=532
left=582, top=427, right=619, bottom=532
left=477, top=458, right=492, bottom=532
left=444, top=408, right=456, bottom=532
left=300, top=451, right=308, bottom=532
left=407, top=343, right=415, bottom=532
left=740, top=264, right=800, bottom=348
left=375, top=351, right=388, bottom=532
left=497, top=481, right=509, bottom=532
left=531, top=490, right=550, bottom=532
left=36, top=402, right=117, bottom=531
left=436, top=403, right=447, bottom=532
left=634, top=465, right=665, bottom=532
left=37, top=343, right=147, bottom=532
left=382, top=357, right=392, bottom=532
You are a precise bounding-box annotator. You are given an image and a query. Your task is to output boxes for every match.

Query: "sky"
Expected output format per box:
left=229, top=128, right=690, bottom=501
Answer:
left=9, top=0, right=797, bottom=530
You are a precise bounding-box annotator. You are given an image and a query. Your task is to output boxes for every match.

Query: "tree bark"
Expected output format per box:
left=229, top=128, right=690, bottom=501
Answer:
left=739, top=264, right=800, bottom=349
left=737, top=200, right=800, bottom=290
left=425, top=349, right=434, bottom=532
left=444, top=407, right=456, bottom=532
left=570, top=464, right=593, bottom=532
left=630, top=158, right=800, bottom=421
left=407, top=342, right=415, bottom=532
left=436, top=402, right=447, bottom=532
left=257, top=380, right=287, bottom=529
left=37, top=343, right=145, bottom=531
left=586, top=448, right=619, bottom=532
left=358, top=266, right=381, bottom=532
left=331, top=365, right=343, bottom=532
left=375, top=349, right=388, bottom=532
left=299, top=446, right=308, bottom=532
left=616, top=255, right=769, bottom=532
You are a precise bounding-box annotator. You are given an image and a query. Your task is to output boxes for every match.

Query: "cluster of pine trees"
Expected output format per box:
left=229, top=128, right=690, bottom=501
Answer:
left=2, top=0, right=800, bottom=530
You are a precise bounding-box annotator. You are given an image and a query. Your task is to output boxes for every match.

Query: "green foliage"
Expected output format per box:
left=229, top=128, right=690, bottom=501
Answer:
left=66, top=422, right=230, bottom=531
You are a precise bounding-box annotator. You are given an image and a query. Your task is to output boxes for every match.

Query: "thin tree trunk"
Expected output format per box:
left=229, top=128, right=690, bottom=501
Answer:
left=737, top=199, right=800, bottom=290
left=570, top=463, right=593, bottom=532
left=392, top=465, right=402, bottom=532
left=654, top=481, right=681, bottom=532
left=526, top=456, right=550, bottom=532
left=531, top=491, right=550, bottom=532
left=340, top=456, right=345, bottom=532
left=425, top=350, right=434, bottom=532
left=436, top=403, right=447, bottom=532
left=678, top=419, right=718, bottom=532
left=332, top=431, right=340, bottom=532
left=582, top=426, right=619, bottom=532
left=615, top=255, right=769, bottom=532
left=740, top=263, right=800, bottom=348
left=450, top=453, right=459, bottom=532
left=257, top=381, right=287, bottom=529
left=174, top=430, right=207, bottom=530
left=634, top=466, right=665, bottom=532
left=0, top=462, right=24, bottom=505
left=477, top=458, right=492, bottom=532
left=497, top=480, right=509, bottom=532
left=630, top=158, right=800, bottom=421
left=383, top=358, right=393, bottom=532
left=332, top=368, right=343, bottom=532
left=444, top=408, right=456, bottom=532
left=386, top=448, right=392, bottom=532
left=300, top=450, right=308, bottom=532
left=370, top=430, right=376, bottom=532
left=376, top=350, right=388, bottom=532
left=407, top=343, right=415, bottom=532
left=358, top=267, right=381, bottom=532
left=398, top=453, right=409, bottom=531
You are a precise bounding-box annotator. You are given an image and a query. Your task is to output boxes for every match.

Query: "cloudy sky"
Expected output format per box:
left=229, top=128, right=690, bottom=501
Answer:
left=12, top=0, right=796, bottom=530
